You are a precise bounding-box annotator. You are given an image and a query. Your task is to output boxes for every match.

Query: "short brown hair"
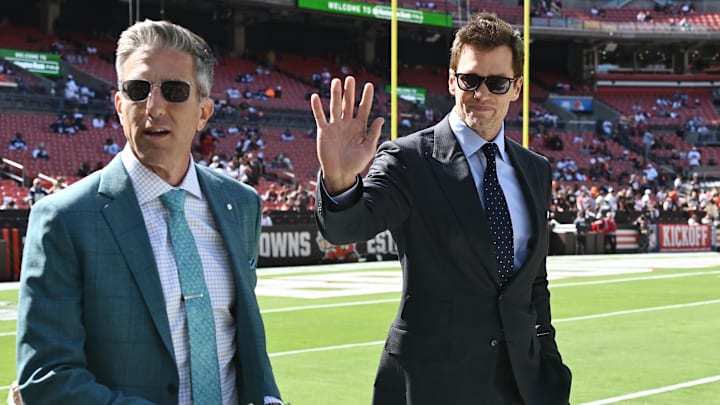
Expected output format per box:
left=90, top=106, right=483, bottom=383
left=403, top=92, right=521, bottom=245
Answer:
left=449, top=12, right=523, bottom=77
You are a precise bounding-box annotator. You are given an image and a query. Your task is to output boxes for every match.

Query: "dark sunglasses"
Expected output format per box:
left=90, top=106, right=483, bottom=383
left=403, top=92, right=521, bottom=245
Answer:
left=454, top=73, right=519, bottom=95
left=120, top=79, right=194, bottom=103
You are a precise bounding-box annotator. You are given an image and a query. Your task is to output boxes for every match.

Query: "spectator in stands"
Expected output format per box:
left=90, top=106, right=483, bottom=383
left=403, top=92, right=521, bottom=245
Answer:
left=92, top=114, right=106, bottom=128
left=69, top=108, right=87, bottom=131
left=225, top=86, right=241, bottom=99
left=590, top=7, right=605, bottom=18
left=273, top=152, right=293, bottom=171
left=261, top=183, right=279, bottom=202
left=31, top=143, right=49, bottom=160
left=50, top=176, right=68, bottom=193
left=208, top=154, right=225, bottom=173
left=642, top=130, right=655, bottom=159
left=687, top=146, right=701, bottom=168
left=8, top=132, right=27, bottom=151
left=601, top=119, right=613, bottom=138
left=280, top=128, right=294, bottom=142
left=1, top=197, right=18, bottom=210
left=76, top=161, right=92, bottom=177
left=310, top=12, right=571, bottom=404
left=261, top=209, right=273, bottom=227
left=103, top=138, right=121, bottom=155
left=26, top=178, right=49, bottom=208
left=64, top=74, right=80, bottom=102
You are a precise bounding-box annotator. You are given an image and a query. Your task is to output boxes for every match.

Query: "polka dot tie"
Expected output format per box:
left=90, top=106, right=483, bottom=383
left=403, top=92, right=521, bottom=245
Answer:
left=481, top=143, right=515, bottom=286
left=161, top=189, right=222, bottom=404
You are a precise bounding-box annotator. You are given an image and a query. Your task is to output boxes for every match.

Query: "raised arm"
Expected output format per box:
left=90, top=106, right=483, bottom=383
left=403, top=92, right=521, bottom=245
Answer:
left=310, top=76, right=385, bottom=195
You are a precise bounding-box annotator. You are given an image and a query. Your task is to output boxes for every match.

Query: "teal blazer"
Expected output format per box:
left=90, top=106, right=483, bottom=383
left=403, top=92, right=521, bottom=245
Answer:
left=16, top=156, right=281, bottom=404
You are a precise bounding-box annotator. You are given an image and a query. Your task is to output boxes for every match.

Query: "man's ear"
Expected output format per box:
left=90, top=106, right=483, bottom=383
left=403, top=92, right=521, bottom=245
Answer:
left=448, top=69, right=456, bottom=96
left=114, top=92, right=124, bottom=125
left=196, top=97, right=215, bottom=132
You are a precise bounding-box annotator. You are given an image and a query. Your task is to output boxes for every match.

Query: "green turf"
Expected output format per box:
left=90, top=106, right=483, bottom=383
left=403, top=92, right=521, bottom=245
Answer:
left=1, top=254, right=719, bottom=404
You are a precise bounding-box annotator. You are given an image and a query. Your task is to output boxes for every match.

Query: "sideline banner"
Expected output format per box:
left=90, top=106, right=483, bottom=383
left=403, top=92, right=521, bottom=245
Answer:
left=258, top=225, right=397, bottom=267
left=657, top=224, right=713, bottom=252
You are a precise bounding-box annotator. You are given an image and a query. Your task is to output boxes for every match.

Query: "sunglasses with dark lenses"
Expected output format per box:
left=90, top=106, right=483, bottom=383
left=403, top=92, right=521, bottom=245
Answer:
left=120, top=79, right=194, bottom=103
left=454, top=73, right=518, bottom=95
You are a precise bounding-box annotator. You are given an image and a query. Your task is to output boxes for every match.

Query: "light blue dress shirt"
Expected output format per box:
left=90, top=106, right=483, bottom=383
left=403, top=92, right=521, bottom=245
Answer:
left=449, top=110, right=532, bottom=271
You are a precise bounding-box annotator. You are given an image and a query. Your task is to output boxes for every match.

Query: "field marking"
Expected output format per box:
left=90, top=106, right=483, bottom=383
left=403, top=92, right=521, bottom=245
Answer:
left=551, top=270, right=720, bottom=288
left=262, top=298, right=398, bottom=313
left=554, top=299, right=720, bottom=323
left=579, top=375, right=720, bottom=405
left=267, top=298, right=720, bottom=357
left=270, top=340, right=385, bottom=358
left=257, top=270, right=720, bottom=314
left=0, top=332, right=15, bottom=337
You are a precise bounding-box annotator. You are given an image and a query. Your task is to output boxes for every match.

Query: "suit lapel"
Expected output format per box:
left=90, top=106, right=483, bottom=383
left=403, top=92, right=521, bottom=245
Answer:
left=196, top=167, right=264, bottom=402
left=505, top=139, right=547, bottom=275
left=428, top=118, right=498, bottom=284
left=98, top=157, right=174, bottom=356
left=197, top=168, right=249, bottom=278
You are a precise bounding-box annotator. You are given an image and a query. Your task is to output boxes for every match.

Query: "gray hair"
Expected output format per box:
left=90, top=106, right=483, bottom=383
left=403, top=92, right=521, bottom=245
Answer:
left=115, top=19, right=214, bottom=99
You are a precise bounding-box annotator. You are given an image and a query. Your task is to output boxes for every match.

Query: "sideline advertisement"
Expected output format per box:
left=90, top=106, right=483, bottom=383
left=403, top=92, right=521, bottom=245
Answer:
left=258, top=226, right=398, bottom=267
left=657, top=224, right=713, bottom=252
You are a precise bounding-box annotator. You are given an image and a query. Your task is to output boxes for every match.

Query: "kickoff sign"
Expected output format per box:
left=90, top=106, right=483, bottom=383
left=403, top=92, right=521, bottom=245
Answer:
left=658, top=224, right=713, bottom=252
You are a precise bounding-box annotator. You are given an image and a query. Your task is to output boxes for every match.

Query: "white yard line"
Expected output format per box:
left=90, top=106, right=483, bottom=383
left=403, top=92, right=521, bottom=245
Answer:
left=578, top=375, right=720, bottom=405
left=266, top=298, right=720, bottom=357
left=258, top=270, right=720, bottom=314
left=551, top=270, right=720, bottom=288
left=269, top=340, right=385, bottom=358
left=261, top=298, right=398, bottom=313
left=554, top=299, right=720, bottom=323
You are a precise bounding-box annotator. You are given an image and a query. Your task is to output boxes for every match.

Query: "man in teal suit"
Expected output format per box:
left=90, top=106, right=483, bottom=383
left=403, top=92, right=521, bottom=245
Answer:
left=16, top=20, right=282, bottom=404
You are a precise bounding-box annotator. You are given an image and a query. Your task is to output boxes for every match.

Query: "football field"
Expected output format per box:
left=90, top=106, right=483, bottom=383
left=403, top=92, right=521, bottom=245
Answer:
left=1, top=251, right=719, bottom=404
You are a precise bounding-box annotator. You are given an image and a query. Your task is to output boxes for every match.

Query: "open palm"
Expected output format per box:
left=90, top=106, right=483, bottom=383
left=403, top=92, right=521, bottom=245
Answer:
left=311, top=76, right=385, bottom=194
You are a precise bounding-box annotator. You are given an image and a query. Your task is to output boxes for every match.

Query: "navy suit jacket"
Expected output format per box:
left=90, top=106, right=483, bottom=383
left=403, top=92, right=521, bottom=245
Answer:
left=316, top=117, right=571, bottom=404
left=17, top=156, right=280, bottom=404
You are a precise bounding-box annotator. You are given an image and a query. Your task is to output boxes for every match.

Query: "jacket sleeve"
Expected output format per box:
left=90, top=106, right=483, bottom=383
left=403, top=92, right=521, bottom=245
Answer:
left=16, top=199, right=155, bottom=405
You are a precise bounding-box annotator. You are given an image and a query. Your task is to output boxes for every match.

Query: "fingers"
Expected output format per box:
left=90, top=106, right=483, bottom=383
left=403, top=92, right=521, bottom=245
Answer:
left=367, top=116, right=385, bottom=146
left=357, top=81, right=375, bottom=123
left=309, top=93, right=328, bottom=127
left=342, top=76, right=356, bottom=122
left=329, top=77, right=343, bottom=123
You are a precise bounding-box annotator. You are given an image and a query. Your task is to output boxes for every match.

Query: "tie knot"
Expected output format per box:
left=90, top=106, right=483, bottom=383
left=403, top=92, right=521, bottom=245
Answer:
left=160, top=189, right=186, bottom=212
left=481, top=142, right=498, bottom=161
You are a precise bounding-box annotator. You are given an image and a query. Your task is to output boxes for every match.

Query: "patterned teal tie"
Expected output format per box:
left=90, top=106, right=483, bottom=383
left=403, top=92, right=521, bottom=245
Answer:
left=481, top=143, right=515, bottom=286
left=160, top=189, right=222, bottom=404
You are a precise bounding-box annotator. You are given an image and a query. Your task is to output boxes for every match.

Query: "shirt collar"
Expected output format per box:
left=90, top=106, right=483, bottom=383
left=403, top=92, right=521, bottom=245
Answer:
left=448, top=109, right=508, bottom=162
left=120, top=145, right=202, bottom=205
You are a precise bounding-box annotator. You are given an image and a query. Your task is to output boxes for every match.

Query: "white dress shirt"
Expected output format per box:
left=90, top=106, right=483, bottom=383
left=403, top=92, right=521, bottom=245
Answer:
left=120, top=146, right=239, bottom=404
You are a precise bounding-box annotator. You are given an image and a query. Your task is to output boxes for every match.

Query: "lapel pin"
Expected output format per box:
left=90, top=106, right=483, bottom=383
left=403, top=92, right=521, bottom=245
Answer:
left=227, top=203, right=233, bottom=211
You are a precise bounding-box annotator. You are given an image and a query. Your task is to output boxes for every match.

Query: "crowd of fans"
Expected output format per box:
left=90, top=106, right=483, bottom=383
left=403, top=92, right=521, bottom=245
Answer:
left=1, top=11, right=718, bottom=234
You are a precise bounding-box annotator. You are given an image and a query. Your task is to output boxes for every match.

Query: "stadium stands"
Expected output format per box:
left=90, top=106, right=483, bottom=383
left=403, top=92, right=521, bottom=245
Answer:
left=0, top=0, right=718, bottom=228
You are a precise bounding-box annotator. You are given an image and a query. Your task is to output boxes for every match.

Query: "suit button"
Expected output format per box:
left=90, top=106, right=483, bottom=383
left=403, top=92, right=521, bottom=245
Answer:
left=490, top=339, right=499, bottom=347
left=166, top=384, right=178, bottom=396
left=498, top=294, right=504, bottom=301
